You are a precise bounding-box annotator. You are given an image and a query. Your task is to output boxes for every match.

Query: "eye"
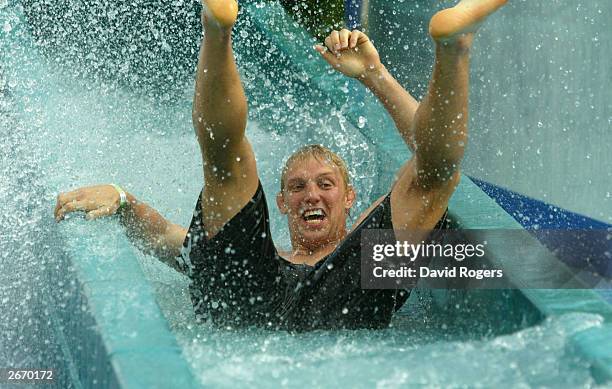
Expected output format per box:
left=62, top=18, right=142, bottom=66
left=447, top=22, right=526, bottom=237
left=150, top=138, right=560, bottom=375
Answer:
left=289, top=183, right=304, bottom=192
left=320, top=180, right=334, bottom=189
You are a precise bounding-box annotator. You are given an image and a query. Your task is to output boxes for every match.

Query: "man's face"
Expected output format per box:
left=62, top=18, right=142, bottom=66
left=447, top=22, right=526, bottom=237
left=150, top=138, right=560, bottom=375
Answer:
left=277, top=156, right=355, bottom=250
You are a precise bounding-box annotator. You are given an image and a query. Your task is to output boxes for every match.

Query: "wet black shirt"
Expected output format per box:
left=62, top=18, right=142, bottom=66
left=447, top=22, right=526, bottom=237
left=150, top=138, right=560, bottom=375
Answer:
left=176, top=182, right=448, bottom=330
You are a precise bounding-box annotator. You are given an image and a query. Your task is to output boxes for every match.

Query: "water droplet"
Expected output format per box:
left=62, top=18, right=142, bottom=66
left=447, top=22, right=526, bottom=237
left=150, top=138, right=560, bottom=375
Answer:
left=357, top=116, right=367, bottom=129
left=282, top=94, right=295, bottom=110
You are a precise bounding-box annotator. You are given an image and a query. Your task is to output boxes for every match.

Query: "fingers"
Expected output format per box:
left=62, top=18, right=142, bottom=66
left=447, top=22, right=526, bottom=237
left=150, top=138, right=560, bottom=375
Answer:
left=54, top=186, right=116, bottom=222
left=54, top=193, right=65, bottom=220
left=324, top=31, right=340, bottom=54
left=86, top=207, right=114, bottom=221
left=314, top=44, right=338, bottom=66
left=55, top=198, right=114, bottom=222
left=349, top=29, right=362, bottom=48
left=55, top=191, right=78, bottom=222
left=338, top=29, right=350, bottom=49
left=321, top=29, right=368, bottom=53
left=55, top=197, right=85, bottom=222
left=324, top=29, right=350, bottom=53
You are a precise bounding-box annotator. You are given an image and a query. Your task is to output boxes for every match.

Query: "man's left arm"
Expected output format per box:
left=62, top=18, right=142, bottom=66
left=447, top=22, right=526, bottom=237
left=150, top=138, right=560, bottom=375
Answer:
left=315, top=29, right=420, bottom=152
left=316, top=29, right=460, bottom=232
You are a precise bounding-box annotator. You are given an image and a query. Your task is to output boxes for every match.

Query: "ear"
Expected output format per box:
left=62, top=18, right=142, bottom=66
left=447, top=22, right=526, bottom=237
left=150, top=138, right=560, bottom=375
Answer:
left=345, top=185, right=356, bottom=210
left=276, top=192, right=288, bottom=215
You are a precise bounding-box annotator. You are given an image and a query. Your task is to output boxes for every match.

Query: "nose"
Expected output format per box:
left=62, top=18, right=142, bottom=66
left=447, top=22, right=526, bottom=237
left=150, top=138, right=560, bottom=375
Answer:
left=304, top=181, right=321, bottom=203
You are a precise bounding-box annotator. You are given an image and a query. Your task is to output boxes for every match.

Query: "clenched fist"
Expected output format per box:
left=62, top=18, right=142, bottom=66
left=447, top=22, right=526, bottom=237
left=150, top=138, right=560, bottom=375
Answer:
left=314, top=29, right=383, bottom=79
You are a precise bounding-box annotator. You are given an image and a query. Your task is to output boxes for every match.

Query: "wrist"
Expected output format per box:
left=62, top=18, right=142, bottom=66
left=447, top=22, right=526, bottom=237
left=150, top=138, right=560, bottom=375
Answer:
left=110, top=184, right=129, bottom=212
left=116, top=191, right=137, bottom=223
left=359, top=63, right=388, bottom=87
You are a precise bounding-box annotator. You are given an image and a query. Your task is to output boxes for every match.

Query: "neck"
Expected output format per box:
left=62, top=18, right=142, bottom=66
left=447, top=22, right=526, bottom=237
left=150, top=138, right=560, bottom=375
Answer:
left=288, top=231, right=346, bottom=266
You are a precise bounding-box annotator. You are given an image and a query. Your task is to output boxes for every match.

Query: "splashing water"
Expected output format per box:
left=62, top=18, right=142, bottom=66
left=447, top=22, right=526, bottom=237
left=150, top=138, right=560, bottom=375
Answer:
left=162, top=310, right=599, bottom=388
left=0, top=1, right=605, bottom=387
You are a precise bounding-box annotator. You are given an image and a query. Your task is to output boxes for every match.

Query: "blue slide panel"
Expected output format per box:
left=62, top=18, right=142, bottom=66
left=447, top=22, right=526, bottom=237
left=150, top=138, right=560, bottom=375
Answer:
left=471, top=177, right=611, bottom=278
left=344, top=0, right=363, bottom=29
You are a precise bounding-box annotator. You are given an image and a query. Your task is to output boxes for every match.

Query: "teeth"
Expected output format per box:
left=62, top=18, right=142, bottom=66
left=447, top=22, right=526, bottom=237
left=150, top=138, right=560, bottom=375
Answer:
left=303, top=209, right=324, bottom=218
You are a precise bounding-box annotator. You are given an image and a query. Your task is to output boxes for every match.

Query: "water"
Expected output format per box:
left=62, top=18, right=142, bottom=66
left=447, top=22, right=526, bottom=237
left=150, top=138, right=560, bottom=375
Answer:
left=0, top=1, right=606, bottom=387
left=171, top=314, right=597, bottom=388
left=155, top=278, right=600, bottom=389
left=148, top=265, right=602, bottom=388
left=366, top=0, right=612, bottom=224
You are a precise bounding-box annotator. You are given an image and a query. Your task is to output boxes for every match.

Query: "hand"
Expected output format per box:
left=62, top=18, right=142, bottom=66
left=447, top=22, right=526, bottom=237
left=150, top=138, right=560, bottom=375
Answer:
left=314, top=29, right=383, bottom=80
left=54, top=185, right=124, bottom=222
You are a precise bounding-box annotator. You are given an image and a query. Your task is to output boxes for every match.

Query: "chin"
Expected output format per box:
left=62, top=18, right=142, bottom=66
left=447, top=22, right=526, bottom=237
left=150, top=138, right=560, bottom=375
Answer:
left=298, top=228, right=330, bottom=246
left=300, top=230, right=327, bottom=242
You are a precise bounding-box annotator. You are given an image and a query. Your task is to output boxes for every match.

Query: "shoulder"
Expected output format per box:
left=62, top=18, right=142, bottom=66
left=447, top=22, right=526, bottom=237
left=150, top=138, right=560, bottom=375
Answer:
left=350, top=194, right=388, bottom=232
left=278, top=250, right=291, bottom=261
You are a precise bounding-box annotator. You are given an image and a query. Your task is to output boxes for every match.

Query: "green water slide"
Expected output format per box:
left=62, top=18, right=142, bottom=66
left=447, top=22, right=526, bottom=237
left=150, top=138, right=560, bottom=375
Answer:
left=5, top=0, right=611, bottom=386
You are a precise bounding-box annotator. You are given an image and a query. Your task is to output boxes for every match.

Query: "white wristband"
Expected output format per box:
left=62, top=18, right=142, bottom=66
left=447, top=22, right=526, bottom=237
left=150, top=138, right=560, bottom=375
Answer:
left=111, top=184, right=128, bottom=209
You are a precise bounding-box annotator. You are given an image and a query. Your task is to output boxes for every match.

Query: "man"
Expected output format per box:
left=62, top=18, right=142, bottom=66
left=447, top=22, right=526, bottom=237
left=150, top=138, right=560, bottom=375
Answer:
left=55, top=0, right=507, bottom=330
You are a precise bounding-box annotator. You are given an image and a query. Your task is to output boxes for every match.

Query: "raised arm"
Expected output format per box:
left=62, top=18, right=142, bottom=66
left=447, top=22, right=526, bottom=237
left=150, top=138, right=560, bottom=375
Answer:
left=315, top=29, right=462, bottom=185
left=54, top=184, right=187, bottom=273
left=316, top=30, right=419, bottom=152
left=316, top=0, right=506, bottom=232
left=315, top=27, right=462, bottom=233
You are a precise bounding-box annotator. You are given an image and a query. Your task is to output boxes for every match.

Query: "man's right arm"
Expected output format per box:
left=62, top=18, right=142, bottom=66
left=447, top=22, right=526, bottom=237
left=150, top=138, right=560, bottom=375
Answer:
left=119, top=191, right=188, bottom=273
left=55, top=184, right=188, bottom=273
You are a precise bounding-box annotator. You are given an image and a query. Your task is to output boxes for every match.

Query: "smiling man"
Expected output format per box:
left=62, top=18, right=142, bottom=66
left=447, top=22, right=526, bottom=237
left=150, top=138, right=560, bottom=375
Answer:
left=276, top=145, right=356, bottom=266
left=54, top=0, right=507, bottom=330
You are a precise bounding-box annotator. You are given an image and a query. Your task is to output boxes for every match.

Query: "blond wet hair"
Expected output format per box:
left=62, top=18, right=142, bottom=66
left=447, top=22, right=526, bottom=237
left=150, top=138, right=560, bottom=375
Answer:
left=280, top=144, right=351, bottom=192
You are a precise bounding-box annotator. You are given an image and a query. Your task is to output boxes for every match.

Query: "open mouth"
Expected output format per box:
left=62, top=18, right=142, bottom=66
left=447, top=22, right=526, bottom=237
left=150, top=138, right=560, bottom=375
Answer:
left=301, top=208, right=327, bottom=225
